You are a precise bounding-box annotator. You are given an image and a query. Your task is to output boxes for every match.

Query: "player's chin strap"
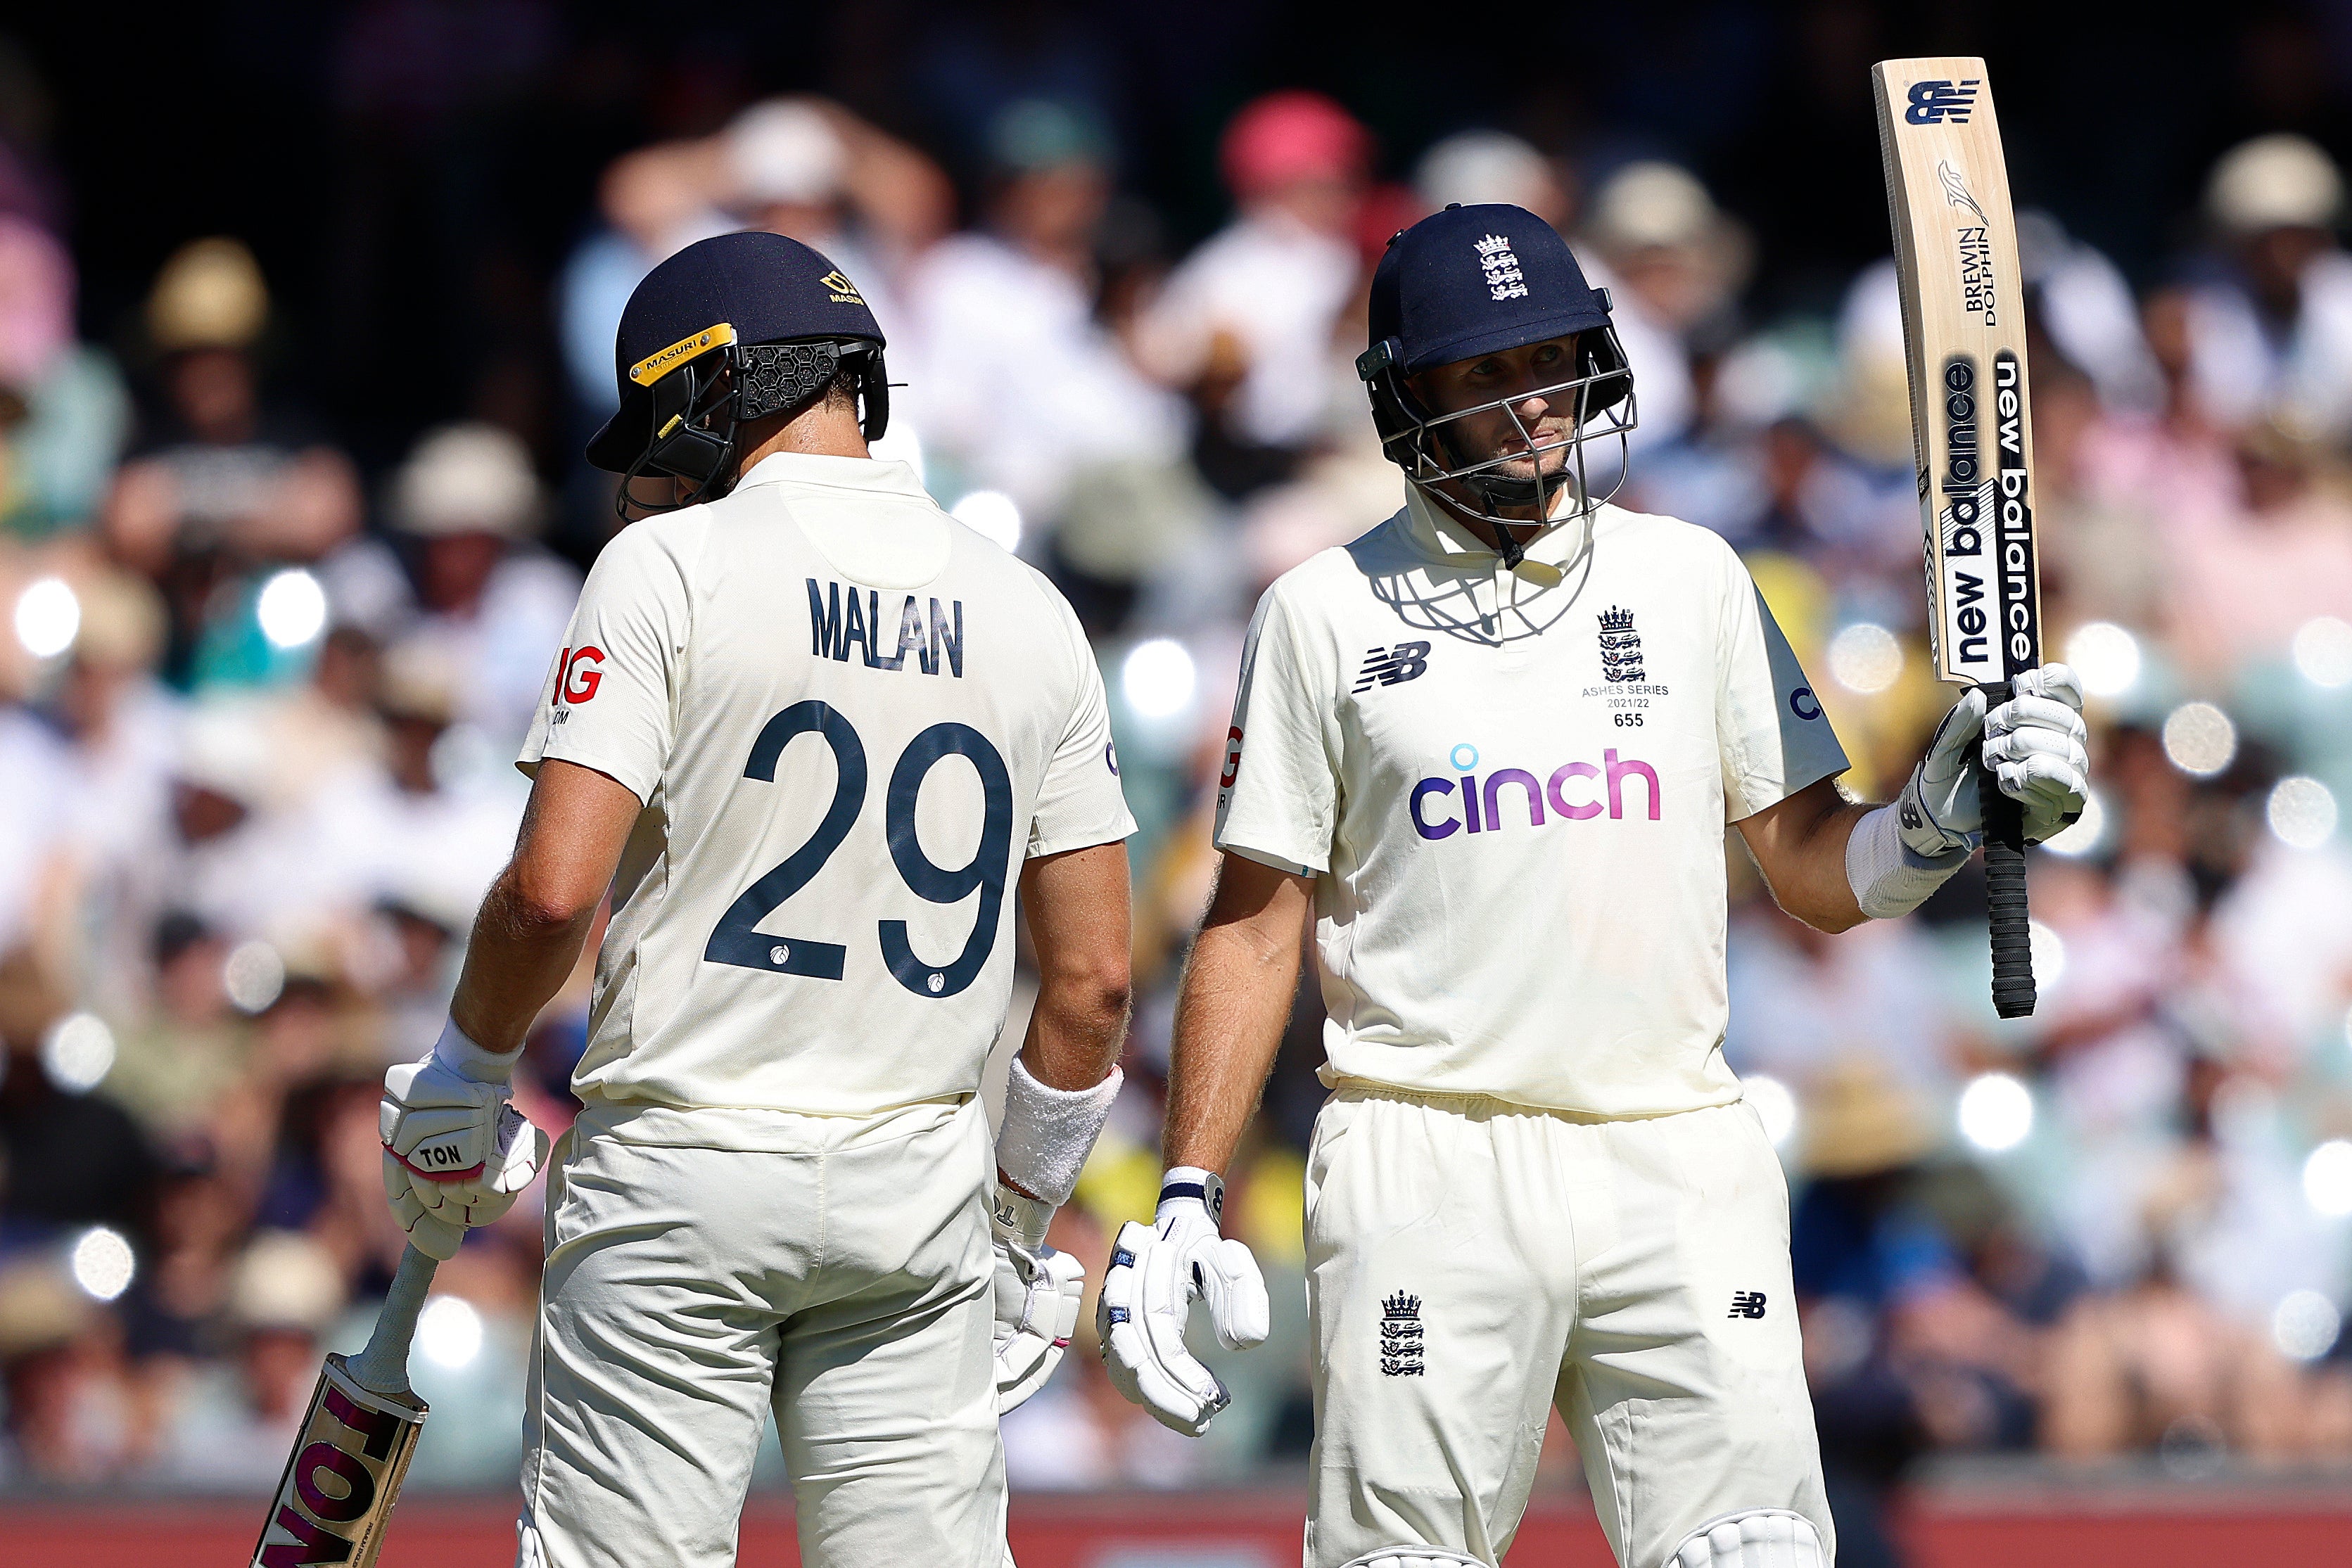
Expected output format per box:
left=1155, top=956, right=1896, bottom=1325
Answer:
left=1667, top=1508, right=1828, bottom=1568
left=1338, top=1549, right=1487, bottom=1567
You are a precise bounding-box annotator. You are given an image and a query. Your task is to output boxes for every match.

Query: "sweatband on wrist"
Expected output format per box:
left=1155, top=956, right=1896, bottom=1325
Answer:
left=994, top=1057, right=1123, bottom=1207
left=1845, top=804, right=1970, bottom=921
left=1157, top=1166, right=1228, bottom=1232
left=433, top=1019, right=523, bottom=1084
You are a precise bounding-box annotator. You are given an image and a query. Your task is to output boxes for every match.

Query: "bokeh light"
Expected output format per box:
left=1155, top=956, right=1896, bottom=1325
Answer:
left=1121, top=637, right=1197, bottom=720
left=14, top=576, right=80, bottom=658
left=418, top=1294, right=485, bottom=1369
left=2304, top=1140, right=2352, bottom=1217
left=1828, top=623, right=1902, bottom=694
left=70, top=1226, right=136, bottom=1302
left=2064, top=621, right=2142, bottom=698
left=2028, top=919, right=2066, bottom=990
left=2266, top=777, right=2339, bottom=849
left=256, top=568, right=328, bottom=649
left=224, top=940, right=287, bottom=1014
left=1958, top=1072, right=2035, bottom=1152
left=2040, top=789, right=2106, bottom=858
left=2292, top=615, right=2352, bottom=688
left=951, top=490, right=1022, bottom=553
left=2160, top=702, right=2237, bottom=777
left=41, top=1012, right=115, bottom=1095
left=2272, top=1289, right=2343, bottom=1362
left=1743, top=1073, right=1798, bottom=1150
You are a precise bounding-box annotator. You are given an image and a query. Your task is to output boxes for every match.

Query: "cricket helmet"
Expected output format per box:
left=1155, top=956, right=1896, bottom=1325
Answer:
left=1359, top=203, right=1636, bottom=546
left=587, top=231, right=889, bottom=515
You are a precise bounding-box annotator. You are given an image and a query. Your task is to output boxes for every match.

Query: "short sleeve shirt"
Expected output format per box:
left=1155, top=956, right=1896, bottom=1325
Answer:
left=521, top=453, right=1133, bottom=1121
left=1214, top=490, right=1846, bottom=1116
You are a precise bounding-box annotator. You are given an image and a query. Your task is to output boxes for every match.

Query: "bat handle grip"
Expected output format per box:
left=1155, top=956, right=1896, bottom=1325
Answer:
left=348, top=1244, right=439, bottom=1396
left=1977, top=684, right=2035, bottom=1019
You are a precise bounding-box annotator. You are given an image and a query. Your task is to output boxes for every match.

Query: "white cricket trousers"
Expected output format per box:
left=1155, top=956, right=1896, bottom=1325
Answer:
left=515, top=1097, right=1010, bottom=1568
left=1303, top=1087, right=1833, bottom=1568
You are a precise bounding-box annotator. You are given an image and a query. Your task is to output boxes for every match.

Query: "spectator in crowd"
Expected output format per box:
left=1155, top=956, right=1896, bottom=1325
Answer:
left=1138, top=91, right=1368, bottom=481
left=386, top=422, right=576, bottom=748
left=908, top=98, right=1188, bottom=528
left=0, top=214, right=127, bottom=537
left=2185, top=134, right=2352, bottom=442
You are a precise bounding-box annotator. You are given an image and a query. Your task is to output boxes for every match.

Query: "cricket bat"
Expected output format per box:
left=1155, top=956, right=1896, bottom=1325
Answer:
left=250, top=1247, right=438, bottom=1568
left=1873, top=57, right=2044, bottom=1019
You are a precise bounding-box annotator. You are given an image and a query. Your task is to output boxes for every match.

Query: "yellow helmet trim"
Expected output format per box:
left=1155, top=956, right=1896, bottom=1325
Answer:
left=628, top=321, right=737, bottom=387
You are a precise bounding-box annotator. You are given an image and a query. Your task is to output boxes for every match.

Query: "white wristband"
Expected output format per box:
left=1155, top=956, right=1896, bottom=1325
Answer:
left=995, top=1057, right=1123, bottom=1207
left=1845, top=803, right=1969, bottom=921
left=432, top=1019, right=523, bottom=1084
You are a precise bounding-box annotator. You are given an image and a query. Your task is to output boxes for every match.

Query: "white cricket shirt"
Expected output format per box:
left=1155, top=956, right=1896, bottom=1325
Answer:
left=519, top=453, right=1133, bottom=1135
left=1214, top=486, right=1846, bottom=1117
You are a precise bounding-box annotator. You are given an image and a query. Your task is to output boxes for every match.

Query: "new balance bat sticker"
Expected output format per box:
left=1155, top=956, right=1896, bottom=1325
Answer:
left=1873, top=57, right=2042, bottom=1018
left=250, top=1247, right=437, bottom=1568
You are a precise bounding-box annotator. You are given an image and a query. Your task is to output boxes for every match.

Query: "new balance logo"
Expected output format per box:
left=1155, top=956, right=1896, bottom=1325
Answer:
left=1729, top=1290, right=1768, bottom=1320
left=1353, top=642, right=1431, bottom=692
left=1905, top=79, right=1980, bottom=125
left=1380, top=1290, right=1425, bottom=1375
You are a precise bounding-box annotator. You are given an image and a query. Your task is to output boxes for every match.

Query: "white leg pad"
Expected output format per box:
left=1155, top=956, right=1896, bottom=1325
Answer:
left=1667, top=1508, right=1827, bottom=1568
left=1338, top=1549, right=1489, bottom=1568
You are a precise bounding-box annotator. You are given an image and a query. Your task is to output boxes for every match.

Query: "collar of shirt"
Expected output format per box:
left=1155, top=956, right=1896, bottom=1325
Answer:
left=730, top=452, right=952, bottom=588
left=1400, top=480, right=1595, bottom=580
left=732, top=451, right=932, bottom=500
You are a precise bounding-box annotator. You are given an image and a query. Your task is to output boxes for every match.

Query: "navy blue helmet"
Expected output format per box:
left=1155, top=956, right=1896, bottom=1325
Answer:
left=1357, top=204, right=1636, bottom=544
left=587, top=231, right=890, bottom=514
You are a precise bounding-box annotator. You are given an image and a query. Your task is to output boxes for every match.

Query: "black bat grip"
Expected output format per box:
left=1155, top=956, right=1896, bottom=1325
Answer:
left=1977, top=684, right=2036, bottom=1019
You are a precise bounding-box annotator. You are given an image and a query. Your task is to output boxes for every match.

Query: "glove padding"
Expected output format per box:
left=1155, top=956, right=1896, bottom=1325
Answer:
left=990, top=1184, right=1086, bottom=1413
left=1098, top=1194, right=1270, bottom=1436
left=1899, top=662, right=2090, bottom=855
left=380, top=1054, right=549, bottom=1261
left=1983, top=665, right=2090, bottom=843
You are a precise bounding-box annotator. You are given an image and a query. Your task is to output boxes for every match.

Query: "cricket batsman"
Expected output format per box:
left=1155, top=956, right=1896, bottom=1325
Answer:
left=1096, top=204, right=2091, bottom=1567
left=374, top=231, right=1137, bottom=1567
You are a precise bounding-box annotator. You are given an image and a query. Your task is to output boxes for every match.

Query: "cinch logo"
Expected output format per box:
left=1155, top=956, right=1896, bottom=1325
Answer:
left=1409, top=745, right=1661, bottom=841
left=1905, top=79, right=1979, bottom=125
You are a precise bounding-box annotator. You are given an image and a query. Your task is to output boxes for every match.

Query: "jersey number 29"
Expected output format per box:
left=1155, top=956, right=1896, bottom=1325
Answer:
left=704, top=700, right=1012, bottom=999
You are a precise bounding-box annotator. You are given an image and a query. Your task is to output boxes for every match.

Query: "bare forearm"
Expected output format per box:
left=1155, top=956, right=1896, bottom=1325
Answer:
left=1019, top=976, right=1131, bottom=1091
left=447, top=869, right=599, bottom=1053
left=1738, top=778, right=1871, bottom=933
left=1162, top=913, right=1302, bottom=1174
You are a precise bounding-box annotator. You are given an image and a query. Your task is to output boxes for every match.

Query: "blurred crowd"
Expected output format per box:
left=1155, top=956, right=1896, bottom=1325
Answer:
left=1, top=17, right=2351, bottom=1552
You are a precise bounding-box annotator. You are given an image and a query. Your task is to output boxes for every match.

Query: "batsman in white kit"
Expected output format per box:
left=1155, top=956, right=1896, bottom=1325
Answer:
left=374, top=231, right=1138, bottom=1567
left=1096, top=205, right=2093, bottom=1568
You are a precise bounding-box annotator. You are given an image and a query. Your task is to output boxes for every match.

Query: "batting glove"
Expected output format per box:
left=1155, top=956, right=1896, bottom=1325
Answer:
left=1098, top=1168, right=1270, bottom=1436
left=1898, top=662, right=2090, bottom=856
left=989, top=1182, right=1086, bottom=1413
left=1983, top=664, right=2090, bottom=843
left=380, top=1023, right=549, bottom=1261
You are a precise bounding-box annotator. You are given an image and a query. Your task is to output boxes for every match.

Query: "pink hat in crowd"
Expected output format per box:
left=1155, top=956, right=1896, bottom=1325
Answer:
left=1219, top=90, right=1370, bottom=200
left=0, top=212, right=72, bottom=390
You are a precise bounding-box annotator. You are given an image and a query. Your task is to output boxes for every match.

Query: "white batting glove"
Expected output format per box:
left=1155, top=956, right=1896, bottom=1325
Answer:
left=1896, top=687, right=1988, bottom=858
left=1983, top=664, right=2090, bottom=843
left=1897, top=663, right=2090, bottom=855
left=989, top=1182, right=1086, bottom=1413
left=1098, top=1169, right=1270, bottom=1436
left=380, top=1024, right=549, bottom=1261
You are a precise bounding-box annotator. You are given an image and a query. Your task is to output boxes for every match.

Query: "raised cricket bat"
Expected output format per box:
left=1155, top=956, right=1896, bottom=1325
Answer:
left=250, top=1247, right=437, bottom=1568
left=1874, top=57, right=2044, bottom=1019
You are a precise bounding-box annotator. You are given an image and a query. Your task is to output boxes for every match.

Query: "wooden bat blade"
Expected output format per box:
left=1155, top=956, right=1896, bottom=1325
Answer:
left=250, top=1353, right=428, bottom=1568
left=252, top=1246, right=438, bottom=1568
left=1874, top=56, right=2043, bottom=1019
left=1873, top=56, right=2044, bottom=691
